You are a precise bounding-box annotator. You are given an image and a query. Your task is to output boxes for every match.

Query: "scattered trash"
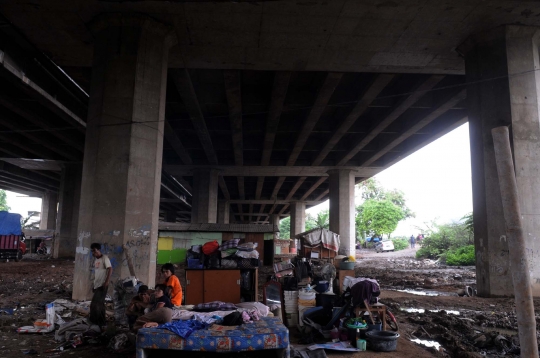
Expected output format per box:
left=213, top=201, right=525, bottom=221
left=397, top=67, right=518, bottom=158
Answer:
left=17, top=303, right=55, bottom=333
left=412, top=338, right=441, bottom=351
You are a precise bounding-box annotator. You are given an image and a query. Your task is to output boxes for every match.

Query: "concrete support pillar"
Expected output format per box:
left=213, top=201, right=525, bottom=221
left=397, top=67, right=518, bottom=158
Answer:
left=54, top=164, right=82, bottom=258
left=290, top=201, right=305, bottom=247
left=40, top=191, right=58, bottom=230
left=73, top=14, right=175, bottom=300
left=217, top=200, right=230, bottom=224
left=191, top=169, right=219, bottom=224
left=461, top=25, right=540, bottom=297
left=328, top=169, right=355, bottom=257
left=165, top=210, right=176, bottom=223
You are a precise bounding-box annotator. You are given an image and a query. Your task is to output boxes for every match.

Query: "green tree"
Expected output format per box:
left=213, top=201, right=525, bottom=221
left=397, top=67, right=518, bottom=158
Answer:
left=415, top=219, right=472, bottom=261
left=0, top=190, right=9, bottom=211
left=358, top=178, right=414, bottom=219
left=306, top=210, right=329, bottom=231
left=279, top=217, right=290, bottom=239
left=356, top=199, right=404, bottom=238
left=461, top=212, right=474, bottom=244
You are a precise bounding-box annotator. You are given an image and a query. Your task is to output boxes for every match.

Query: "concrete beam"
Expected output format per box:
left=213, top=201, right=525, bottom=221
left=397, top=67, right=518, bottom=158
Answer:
left=0, top=109, right=80, bottom=161
left=0, top=96, right=85, bottom=151
left=170, top=68, right=230, bottom=200
left=229, top=199, right=322, bottom=205
left=164, top=121, right=193, bottom=165
left=163, top=165, right=379, bottom=177
left=271, top=73, right=343, bottom=201
left=337, top=75, right=445, bottom=166
left=362, top=89, right=467, bottom=166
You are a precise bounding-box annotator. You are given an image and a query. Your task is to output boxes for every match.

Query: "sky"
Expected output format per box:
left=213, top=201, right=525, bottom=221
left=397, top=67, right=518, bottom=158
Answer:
left=4, top=123, right=473, bottom=234
left=307, top=122, right=473, bottom=237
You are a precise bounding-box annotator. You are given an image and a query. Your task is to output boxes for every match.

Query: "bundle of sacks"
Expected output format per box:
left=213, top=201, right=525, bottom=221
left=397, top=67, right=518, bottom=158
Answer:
left=220, top=239, right=260, bottom=269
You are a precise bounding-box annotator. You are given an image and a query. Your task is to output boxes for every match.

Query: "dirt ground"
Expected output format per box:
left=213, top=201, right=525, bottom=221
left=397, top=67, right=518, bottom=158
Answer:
left=0, top=249, right=535, bottom=358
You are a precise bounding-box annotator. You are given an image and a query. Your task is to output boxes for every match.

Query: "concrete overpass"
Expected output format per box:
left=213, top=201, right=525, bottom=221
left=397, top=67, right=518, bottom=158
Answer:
left=0, top=1, right=538, bottom=299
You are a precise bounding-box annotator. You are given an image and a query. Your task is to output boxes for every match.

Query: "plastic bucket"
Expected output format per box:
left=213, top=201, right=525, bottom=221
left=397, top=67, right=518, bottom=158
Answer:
left=367, top=322, right=382, bottom=332
left=365, top=330, right=400, bottom=352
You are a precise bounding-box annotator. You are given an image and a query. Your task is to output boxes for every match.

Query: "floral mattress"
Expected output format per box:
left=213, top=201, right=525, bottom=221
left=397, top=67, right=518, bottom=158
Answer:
left=136, top=316, right=289, bottom=358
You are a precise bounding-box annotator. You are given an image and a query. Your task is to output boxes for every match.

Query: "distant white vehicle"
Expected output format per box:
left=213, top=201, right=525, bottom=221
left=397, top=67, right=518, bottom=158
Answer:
left=375, top=240, right=395, bottom=253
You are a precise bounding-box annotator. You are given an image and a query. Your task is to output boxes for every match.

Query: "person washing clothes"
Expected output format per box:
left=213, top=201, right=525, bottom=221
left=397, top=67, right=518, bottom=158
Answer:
left=89, top=243, right=112, bottom=327
left=161, top=263, right=183, bottom=307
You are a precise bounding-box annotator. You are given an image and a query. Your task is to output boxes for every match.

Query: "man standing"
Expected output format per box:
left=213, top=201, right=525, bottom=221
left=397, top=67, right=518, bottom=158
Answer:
left=409, top=235, right=416, bottom=249
left=89, top=243, right=112, bottom=327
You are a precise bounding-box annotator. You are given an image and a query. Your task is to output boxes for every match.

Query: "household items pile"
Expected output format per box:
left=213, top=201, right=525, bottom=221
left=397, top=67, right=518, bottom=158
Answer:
left=295, top=228, right=340, bottom=259
left=186, top=239, right=260, bottom=269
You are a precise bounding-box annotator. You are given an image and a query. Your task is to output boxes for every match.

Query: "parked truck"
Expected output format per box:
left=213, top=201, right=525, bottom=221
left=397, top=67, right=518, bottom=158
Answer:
left=0, top=212, right=26, bottom=261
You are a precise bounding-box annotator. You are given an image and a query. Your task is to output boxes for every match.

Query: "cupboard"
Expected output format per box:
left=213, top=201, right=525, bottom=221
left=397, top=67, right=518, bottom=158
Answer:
left=185, top=269, right=258, bottom=305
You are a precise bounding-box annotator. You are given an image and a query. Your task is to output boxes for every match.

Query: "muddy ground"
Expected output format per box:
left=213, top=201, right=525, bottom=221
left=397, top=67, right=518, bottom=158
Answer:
left=0, top=249, right=536, bottom=358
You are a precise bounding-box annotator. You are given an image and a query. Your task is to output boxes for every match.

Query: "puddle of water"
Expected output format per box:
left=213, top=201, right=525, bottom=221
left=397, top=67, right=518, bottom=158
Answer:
left=411, top=338, right=441, bottom=350
left=396, top=289, right=439, bottom=296
left=402, top=308, right=460, bottom=315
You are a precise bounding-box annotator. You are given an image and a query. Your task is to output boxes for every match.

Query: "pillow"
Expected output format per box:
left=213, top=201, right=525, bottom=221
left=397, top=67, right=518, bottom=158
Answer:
left=193, top=301, right=238, bottom=312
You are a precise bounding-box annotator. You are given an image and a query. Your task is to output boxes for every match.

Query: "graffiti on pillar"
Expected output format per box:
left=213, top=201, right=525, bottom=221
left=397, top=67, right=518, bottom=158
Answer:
left=488, top=248, right=509, bottom=276
left=76, top=231, right=91, bottom=255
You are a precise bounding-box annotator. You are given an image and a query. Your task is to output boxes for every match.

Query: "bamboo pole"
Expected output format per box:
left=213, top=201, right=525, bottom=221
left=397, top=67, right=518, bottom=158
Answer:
left=491, top=126, right=538, bottom=358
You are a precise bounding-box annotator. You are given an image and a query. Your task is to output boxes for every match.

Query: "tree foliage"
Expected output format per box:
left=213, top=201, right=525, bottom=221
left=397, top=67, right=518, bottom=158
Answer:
left=306, top=210, right=329, bottom=231
left=279, top=217, right=291, bottom=239
left=355, top=178, right=413, bottom=239
left=356, top=199, right=404, bottom=238
left=415, top=218, right=473, bottom=262
left=0, top=190, right=9, bottom=212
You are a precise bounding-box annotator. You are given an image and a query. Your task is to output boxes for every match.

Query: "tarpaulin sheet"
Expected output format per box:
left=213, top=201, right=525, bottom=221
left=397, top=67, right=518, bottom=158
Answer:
left=0, top=212, right=22, bottom=235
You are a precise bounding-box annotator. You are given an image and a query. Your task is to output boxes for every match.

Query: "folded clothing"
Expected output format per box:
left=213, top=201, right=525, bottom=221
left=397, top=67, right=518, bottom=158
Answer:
left=235, top=250, right=259, bottom=259
left=220, top=238, right=240, bottom=251
left=221, top=248, right=238, bottom=258
left=237, top=242, right=258, bottom=251
left=193, top=301, right=238, bottom=312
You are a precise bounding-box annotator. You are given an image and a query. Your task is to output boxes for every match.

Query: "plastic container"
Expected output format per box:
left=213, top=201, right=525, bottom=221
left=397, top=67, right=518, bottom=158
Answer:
left=339, top=261, right=355, bottom=270
left=187, top=259, right=203, bottom=269
left=356, top=339, right=367, bottom=351
left=315, top=281, right=329, bottom=293
left=367, top=322, right=382, bottom=332
left=365, top=330, right=400, bottom=352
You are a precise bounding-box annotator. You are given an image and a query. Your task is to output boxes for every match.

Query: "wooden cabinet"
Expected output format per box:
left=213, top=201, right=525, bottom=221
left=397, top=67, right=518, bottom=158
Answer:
left=185, top=269, right=258, bottom=305
left=338, top=269, right=355, bottom=294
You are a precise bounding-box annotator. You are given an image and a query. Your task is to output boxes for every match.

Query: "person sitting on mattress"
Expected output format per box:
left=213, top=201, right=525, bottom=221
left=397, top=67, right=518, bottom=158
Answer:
left=133, top=284, right=173, bottom=332
left=126, top=285, right=151, bottom=330
left=161, top=263, right=183, bottom=307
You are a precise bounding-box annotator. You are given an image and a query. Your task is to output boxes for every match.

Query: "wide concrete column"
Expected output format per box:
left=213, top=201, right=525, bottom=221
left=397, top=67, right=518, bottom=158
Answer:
left=40, top=191, right=58, bottom=230
left=191, top=169, right=219, bottom=224
left=73, top=14, right=175, bottom=300
left=461, top=25, right=540, bottom=297
left=54, top=164, right=82, bottom=258
left=328, top=169, right=355, bottom=257
left=289, top=201, right=305, bottom=246
left=217, top=200, right=230, bottom=224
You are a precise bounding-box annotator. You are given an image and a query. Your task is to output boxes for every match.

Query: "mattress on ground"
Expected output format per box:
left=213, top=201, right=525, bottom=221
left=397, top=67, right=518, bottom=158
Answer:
left=137, top=316, right=289, bottom=357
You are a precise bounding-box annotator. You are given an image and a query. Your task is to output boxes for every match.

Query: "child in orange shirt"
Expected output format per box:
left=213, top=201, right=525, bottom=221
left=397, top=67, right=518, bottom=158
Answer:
left=161, top=263, right=182, bottom=307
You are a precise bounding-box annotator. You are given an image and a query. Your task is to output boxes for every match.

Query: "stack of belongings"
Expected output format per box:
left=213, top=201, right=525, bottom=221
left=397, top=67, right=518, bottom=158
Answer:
left=297, top=287, right=316, bottom=327
left=283, top=290, right=299, bottom=327
left=219, top=239, right=260, bottom=269
left=186, top=244, right=203, bottom=268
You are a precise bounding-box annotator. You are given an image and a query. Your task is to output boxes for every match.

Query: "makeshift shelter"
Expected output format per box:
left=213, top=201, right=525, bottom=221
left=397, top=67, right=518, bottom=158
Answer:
left=295, top=228, right=340, bottom=260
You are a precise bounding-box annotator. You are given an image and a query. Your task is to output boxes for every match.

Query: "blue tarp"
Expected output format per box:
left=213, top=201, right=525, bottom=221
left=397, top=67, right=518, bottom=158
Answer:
left=0, top=212, right=22, bottom=235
